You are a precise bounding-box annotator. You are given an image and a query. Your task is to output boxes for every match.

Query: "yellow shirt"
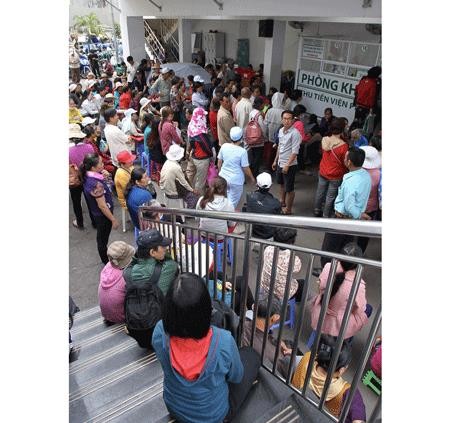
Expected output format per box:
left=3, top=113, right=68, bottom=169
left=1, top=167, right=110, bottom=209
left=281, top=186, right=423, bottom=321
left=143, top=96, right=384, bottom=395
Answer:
left=69, top=107, right=83, bottom=124
left=114, top=166, right=133, bottom=209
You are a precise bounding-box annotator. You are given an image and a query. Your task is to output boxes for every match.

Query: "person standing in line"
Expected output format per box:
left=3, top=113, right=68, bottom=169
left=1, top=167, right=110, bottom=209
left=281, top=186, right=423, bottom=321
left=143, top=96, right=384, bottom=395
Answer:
left=104, top=108, right=132, bottom=167
left=313, top=119, right=349, bottom=218
left=158, top=106, right=183, bottom=157
left=218, top=126, right=256, bottom=209
left=150, top=67, right=172, bottom=107
left=272, top=110, right=301, bottom=215
left=208, top=98, right=220, bottom=152
left=188, top=107, right=214, bottom=193
left=69, top=124, right=95, bottom=229
left=217, top=93, right=235, bottom=146
left=126, top=56, right=137, bottom=89
left=69, top=47, right=80, bottom=83
left=80, top=153, right=119, bottom=264
left=235, top=87, right=253, bottom=130
left=191, top=77, right=210, bottom=110
left=263, top=91, right=284, bottom=170
left=245, top=96, right=267, bottom=176
left=318, top=147, right=372, bottom=270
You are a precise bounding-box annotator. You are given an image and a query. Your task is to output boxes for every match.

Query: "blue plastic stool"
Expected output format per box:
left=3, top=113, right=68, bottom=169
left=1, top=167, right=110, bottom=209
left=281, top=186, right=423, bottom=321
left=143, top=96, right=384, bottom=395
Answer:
left=270, top=297, right=296, bottom=331
left=208, top=238, right=233, bottom=273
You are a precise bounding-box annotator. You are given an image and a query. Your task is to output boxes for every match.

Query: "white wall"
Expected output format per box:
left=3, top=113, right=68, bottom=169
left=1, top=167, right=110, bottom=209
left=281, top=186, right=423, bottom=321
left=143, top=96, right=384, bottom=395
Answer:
left=186, top=20, right=381, bottom=73
left=120, top=0, right=380, bottom=22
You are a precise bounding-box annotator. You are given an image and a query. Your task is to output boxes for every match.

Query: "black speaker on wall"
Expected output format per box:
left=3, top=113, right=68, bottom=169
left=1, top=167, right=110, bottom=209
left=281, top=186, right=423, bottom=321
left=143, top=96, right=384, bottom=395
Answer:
left=258, top=20, right=274, bottom=38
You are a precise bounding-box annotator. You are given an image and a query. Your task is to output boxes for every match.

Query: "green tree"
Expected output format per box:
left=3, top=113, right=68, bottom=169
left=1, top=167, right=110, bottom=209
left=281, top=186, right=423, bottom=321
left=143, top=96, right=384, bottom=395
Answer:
left=113, top=22, right=121, bottom=39
left=73, top=13, right=104, bottom=36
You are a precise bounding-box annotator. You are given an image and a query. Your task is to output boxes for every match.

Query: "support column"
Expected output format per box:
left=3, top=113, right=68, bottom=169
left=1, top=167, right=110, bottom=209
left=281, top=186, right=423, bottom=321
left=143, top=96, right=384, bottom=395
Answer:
left=263, top=20, right=286, bottom=91
left=178, top=18, right=192, bottom=63
left=120, top=16, right=147, bottom=61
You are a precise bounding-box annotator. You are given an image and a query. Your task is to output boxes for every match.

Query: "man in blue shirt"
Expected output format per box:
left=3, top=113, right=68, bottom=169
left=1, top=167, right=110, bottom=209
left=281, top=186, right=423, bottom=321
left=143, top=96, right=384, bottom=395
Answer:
left=318, top=147, right=371, bottom=268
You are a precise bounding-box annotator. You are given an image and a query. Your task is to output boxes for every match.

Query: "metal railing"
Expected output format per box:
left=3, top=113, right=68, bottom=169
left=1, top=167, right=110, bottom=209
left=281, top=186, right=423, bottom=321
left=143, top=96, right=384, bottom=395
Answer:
left=159, top=19, right=179, bottom=62
left=144, top=20, right=166, bottom=63
left=138, top=206, right=381, bottom=422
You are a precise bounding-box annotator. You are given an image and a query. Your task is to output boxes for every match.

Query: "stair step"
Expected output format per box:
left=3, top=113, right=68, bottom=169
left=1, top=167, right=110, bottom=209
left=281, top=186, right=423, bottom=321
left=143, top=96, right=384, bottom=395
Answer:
left=71, top=316, right=108, bottom=337
left=72, top=323, right=126, bottom=350
left=69, top=338, right=137, bottom=375
left=70, top=353, right=159, bottom=402
left=74, top=305, right=101, bottom=322
left=84, top=380, right=164, bottom=423
left=256, top=397, right=301, bottom=423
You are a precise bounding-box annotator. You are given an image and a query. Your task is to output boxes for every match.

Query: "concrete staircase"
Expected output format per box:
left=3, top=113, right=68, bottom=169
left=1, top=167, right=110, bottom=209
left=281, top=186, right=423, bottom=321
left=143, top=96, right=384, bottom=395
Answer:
left=69, top=306, right=333, bottom=422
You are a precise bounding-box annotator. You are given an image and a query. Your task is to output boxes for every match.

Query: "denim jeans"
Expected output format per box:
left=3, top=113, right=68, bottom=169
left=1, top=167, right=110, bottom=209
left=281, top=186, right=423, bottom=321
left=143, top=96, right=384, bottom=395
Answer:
left=313, top=175, right=342, bottom=218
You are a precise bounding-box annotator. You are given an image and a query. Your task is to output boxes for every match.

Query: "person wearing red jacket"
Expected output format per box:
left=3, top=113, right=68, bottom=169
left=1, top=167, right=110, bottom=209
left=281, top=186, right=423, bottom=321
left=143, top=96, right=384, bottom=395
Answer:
left=313, top=119, right=349, bottom=217
left=119, top=85, right=132, bottom=110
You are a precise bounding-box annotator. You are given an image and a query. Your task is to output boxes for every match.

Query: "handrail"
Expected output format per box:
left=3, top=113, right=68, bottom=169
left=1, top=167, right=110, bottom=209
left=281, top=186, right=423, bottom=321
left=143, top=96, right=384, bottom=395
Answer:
left=138, top=205, right=382, bottom=237
left=144, top=20, right=166, bottom=62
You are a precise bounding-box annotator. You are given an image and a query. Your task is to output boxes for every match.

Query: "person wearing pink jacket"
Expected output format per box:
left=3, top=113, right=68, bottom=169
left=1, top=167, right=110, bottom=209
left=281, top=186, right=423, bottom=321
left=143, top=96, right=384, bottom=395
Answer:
left=98, top=241, right=135, bottom=323
left=309, top=243, right=372, bottom=345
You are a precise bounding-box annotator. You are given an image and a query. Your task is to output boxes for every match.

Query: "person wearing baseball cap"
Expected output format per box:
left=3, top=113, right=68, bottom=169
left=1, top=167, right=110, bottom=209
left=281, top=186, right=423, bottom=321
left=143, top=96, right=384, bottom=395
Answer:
left=217, top=126, right=256, bottom=208
left=114, top=150, right=136, bottom=210
left=129, top=228, right=179, bottom=296
left=98, top=241, right=135, bottom=324
left=244, top=172, right=282, bottom=242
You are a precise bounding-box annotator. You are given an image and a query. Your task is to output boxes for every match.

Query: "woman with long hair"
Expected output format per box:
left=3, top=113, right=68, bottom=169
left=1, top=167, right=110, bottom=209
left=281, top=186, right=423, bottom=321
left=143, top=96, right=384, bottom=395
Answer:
left=143, top=113, right=164, bottom=183
left=152, top=273, right=260, bottom=423
left=158, top=106, right=183, bottom=156
left=196, top=176, right=235, bottom=241
left=80, top=153, right=119, bottom=264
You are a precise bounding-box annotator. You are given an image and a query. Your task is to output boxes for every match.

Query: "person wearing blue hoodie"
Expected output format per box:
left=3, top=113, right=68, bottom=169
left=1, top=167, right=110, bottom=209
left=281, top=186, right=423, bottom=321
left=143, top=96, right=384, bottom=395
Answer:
left=152, top=273, right=260, bottom=423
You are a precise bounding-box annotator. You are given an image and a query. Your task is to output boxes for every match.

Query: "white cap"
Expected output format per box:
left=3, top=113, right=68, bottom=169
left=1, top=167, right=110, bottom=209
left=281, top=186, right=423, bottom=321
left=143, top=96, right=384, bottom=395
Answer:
left=69, top=83, right=77, bottom=92
left=166, top=144, right=185, bottom=161
left=161, top=67, right=170, bottom=74
left=115, top=81, right=123, bottom=89
left=81, top=116, right=96, bottom=127
left=193, top=75, right=204, bottom=83
left=230, top=126, right=243, bottom=142
left=140, top=97, right=151, bottom=108
left=256, top=172, right=272, bottom=189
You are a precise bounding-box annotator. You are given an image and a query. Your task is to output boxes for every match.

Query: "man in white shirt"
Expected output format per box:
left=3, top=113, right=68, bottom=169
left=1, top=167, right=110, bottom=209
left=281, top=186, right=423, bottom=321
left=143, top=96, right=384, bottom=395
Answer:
left=81, top=91, right=100, bottom=117
left=150, top=67, right=172, bottom=107
left=126, top=55, right=137, bottom=87
left=104, top=108, right=132, bottom=167
left=235, top=87, right=253, bottom=129
left=272, top=110, right=301, bottom=215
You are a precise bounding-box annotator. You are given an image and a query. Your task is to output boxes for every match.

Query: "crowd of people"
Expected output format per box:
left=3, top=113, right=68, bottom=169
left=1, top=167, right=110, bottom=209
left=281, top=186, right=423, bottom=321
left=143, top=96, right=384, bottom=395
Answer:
left=69, top=50, right=382, bottom=423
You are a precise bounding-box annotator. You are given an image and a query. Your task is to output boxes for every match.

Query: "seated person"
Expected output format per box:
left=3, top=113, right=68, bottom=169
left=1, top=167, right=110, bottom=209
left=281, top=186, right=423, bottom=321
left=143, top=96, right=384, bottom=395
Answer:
left=152, top=272, right=260, bottom=423
left=243, top=172, right=281, bottom=241
left=127, top=229, right=179, bottom=296
left=310, top=243, right=371, bottom=342
left=261, top=228, right=303, bottom=302
left=289, top=334, right=366, bottom=423
left=350, top=128, right=369, bottom=148
left=242, top=295, right=298, bottom=370
left=98, top=241, right=135, bottom=323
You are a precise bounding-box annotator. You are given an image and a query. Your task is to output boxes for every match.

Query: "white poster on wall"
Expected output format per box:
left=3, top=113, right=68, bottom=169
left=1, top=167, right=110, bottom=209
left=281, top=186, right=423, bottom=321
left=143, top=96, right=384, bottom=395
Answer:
left=302, top=39, right=324, bottom=59
left=296, top=70, right=357, bottom=121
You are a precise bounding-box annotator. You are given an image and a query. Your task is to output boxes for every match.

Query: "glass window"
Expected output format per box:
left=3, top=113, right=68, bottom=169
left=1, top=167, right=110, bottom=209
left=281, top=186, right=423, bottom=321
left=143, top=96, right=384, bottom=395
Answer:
left=324, top=40, right=349, bottom=63
left=349, top=43, right=379, bottom=67
left=302, top=38, right=325, bottom=59
left=323, top=62, right=346, bottom=76
left=347, top=66, right=370, bottom=79
left=300, top=58, right=321, bottom=72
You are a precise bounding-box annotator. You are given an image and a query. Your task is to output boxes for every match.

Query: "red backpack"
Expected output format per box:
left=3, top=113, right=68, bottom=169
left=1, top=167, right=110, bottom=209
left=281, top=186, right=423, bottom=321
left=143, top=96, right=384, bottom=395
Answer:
left=244, top=112, right=264, bottom=146
left=355, top=77, right=377, bottom=109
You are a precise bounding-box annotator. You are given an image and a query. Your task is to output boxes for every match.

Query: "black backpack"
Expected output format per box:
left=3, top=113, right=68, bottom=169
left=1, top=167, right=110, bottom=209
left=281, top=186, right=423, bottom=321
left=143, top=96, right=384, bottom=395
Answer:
left=123, top=262, right=164, bottom=348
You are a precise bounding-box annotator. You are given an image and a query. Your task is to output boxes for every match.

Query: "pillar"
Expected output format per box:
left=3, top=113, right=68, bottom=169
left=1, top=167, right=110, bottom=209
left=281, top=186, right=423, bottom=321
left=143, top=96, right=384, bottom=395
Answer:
left=120, top=16, right=147, bottom=62
left=263, top=20, right=286, bottom=91
left=178, top=18, right=192, bottom=63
